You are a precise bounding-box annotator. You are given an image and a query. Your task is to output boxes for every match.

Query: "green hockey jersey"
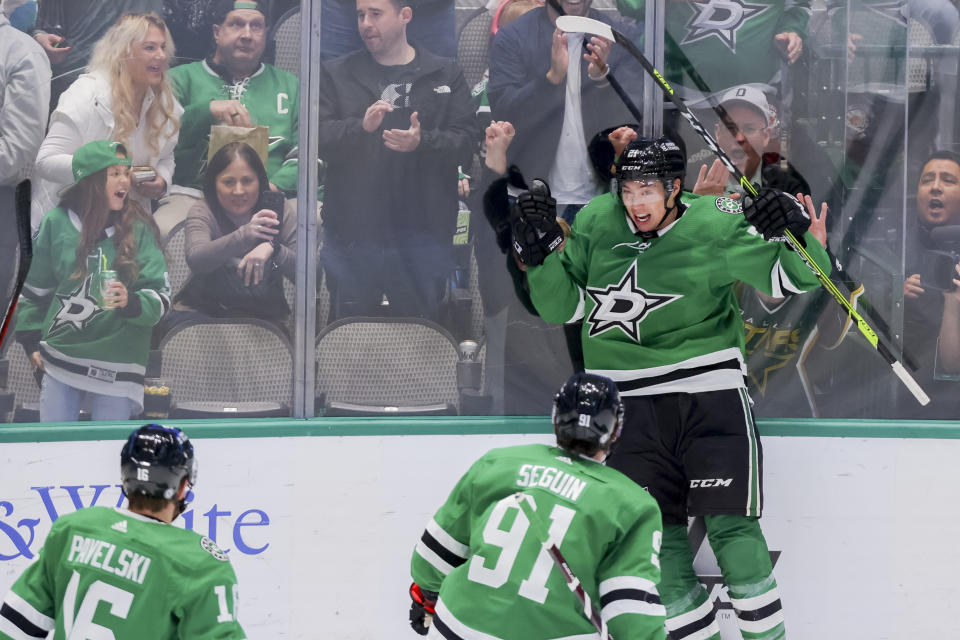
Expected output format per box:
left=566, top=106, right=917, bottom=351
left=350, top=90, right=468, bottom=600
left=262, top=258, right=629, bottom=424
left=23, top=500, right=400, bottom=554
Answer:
left=16, top=208, right=170, bottom=413
left=411, top=444, right=665, bottom=640
left=617, top=0, right=811, bottom=90
left=169, top=60, right=300, bottom=193
left=0, top=506, right=244, bottom=640
left=526, top=193, right=830, bottom=395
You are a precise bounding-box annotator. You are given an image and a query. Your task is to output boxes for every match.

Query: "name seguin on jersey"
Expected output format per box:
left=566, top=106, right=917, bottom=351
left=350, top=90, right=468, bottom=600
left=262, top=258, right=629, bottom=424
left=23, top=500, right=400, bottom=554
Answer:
left=516, top=464, right=587, bottom=502
left=67, top=535, right=151, bottom=585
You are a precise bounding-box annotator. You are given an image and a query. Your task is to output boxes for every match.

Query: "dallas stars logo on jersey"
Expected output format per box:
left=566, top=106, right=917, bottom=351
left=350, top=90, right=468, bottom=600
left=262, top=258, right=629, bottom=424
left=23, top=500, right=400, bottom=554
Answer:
left=716, top=197, right=742, bottom=214
left=681, top=0, right=772, bottom=53
left=47, top=251, right=108, bottom=338
left=585, top=263, right=682, bottom=342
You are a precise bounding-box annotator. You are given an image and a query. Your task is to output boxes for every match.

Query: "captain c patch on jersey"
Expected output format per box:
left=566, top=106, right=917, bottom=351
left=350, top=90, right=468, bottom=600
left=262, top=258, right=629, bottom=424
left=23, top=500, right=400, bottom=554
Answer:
left=585, top=263, right=681, bottom=342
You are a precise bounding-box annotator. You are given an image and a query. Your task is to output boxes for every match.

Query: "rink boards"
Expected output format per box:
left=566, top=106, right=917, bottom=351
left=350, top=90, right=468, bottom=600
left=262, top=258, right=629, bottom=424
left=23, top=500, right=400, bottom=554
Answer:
left=1, top=417, right=959, bottom=639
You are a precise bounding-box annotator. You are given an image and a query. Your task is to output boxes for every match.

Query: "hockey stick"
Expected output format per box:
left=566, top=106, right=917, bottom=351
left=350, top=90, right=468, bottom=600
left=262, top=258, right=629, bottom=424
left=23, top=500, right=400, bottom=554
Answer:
left=662, top=36, right=921, bottom=372
left=555, top=15, right=929, bottom=406
left=511, top=493, right=614, bottom=640
left=0, top=180, right=32, bottom=351
left=541, top=0, right=645, bottom=126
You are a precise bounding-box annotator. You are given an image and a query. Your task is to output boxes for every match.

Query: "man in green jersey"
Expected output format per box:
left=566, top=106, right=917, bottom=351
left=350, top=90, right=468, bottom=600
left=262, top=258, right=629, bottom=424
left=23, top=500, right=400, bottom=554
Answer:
left=509, top=136, right=831, bottom=640
left=409, top=372, right=666, bottom=639
left=0, top=424, right=245, bottom=640
left=614, top=0, right=808, bottom=94
left=154, top=0, right=300, bottom=238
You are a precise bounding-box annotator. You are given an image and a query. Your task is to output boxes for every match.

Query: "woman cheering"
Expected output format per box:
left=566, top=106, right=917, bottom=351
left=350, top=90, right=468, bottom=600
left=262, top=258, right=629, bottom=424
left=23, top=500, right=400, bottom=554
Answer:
left=31, top=13, right=182, bottom=230
left=17, top=140, right=171, bottom=422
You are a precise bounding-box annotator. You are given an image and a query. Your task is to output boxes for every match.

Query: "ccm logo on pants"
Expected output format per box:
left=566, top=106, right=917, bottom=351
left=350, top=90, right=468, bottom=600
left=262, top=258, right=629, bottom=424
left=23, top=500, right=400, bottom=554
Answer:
left=690, top=478, right=733, bottom=488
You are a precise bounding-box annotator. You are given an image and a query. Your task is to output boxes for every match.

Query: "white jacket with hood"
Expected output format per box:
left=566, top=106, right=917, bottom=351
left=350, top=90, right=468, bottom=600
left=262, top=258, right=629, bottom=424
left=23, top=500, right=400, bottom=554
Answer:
left=31, top=71, right=183, bottom=229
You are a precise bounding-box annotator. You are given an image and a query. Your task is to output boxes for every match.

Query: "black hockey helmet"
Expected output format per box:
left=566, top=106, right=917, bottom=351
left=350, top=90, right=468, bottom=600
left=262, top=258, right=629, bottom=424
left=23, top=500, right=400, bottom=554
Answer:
left=617, top=136, right=686, bottom=201
left=552, top=373, right=624, bottom=457
left=121, top=424, right=196, bottom=510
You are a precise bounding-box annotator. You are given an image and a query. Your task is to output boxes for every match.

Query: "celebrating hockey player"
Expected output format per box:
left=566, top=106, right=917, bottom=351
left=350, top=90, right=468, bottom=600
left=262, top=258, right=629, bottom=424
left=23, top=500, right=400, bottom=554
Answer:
left=0, top=424, right=245, bottom=639
left=409, top=372, right=666, bottom=639
left=508, top=136, right=831, bottom=640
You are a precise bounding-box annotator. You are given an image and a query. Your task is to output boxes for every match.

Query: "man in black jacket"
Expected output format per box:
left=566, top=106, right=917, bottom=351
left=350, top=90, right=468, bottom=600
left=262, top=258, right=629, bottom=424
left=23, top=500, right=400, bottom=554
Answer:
left=317, top=0, right=476, bottom=321
left=487, top=0, right=644, bottom=224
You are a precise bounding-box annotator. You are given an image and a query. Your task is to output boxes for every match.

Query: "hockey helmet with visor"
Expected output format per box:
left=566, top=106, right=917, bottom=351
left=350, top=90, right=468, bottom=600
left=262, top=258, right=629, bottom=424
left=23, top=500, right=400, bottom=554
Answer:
left=617, top=136, right=685, bottom=197
left=121, top=423, right=197, bottom=514
left=552, top=373, right=624, bottom=457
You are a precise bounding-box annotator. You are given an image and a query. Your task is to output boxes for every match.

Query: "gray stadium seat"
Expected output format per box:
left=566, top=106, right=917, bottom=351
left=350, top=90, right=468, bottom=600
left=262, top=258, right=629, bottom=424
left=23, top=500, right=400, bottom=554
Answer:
left=846, top=8, right=908, bottom=93
left=162, top=220, right=190, bottom=300
left=315, top=317, right=464, bottom=415
left=456, top=6, right=492, bottom=89
left=159, top=318, right=293, bottom=417
left=907, top=19, right=936, bottom=92
left=1, top=335, right=41, bottom=422
left=270, top=7, right=302, bottom=75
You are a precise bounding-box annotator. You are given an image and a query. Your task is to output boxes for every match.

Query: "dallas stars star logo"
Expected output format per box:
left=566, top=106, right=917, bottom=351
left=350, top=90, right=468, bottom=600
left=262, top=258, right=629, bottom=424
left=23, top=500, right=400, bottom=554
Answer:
left=585, top=263, right=682, bottom=342
left=49, top=275, right=102, bottom=335
left=681, top=0, right=772, bottom=53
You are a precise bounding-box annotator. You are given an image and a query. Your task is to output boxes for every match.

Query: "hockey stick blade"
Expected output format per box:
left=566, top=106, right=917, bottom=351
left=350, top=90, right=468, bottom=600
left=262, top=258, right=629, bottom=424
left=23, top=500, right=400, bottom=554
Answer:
left=554, top=16, right=929, bottom=406
left=0, top=180, right=33, bottom=351
left=546, top=10, right=645, bottom=125
left=512, top=493, right=614, bottom=639
left=556, top=15, right=616, bottom=42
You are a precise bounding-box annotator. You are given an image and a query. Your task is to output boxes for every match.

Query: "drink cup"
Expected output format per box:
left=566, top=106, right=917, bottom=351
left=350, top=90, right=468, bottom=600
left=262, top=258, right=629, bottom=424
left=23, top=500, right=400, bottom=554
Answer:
left=98, top=270, right=119, bottom=308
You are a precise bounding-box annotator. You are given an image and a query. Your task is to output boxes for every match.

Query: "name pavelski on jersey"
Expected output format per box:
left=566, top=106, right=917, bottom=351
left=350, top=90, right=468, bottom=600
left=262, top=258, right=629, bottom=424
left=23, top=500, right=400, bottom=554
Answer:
left=586, top=262, right=682, bottom=342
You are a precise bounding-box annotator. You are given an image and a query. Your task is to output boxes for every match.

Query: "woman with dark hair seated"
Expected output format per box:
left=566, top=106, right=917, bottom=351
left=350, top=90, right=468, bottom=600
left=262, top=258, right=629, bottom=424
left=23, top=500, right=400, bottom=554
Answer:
left=165, top=141, right=296, bottom=333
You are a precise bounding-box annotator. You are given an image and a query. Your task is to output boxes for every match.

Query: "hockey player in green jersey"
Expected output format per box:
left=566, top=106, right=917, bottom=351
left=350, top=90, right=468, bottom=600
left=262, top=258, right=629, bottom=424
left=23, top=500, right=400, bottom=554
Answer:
left=0, top=424, right=245, bottom=640
left=510, top=136, right=832, bottom=640
left=15, top=140, right=170, bottom=422
left=409, top=372, right=666, bottom=639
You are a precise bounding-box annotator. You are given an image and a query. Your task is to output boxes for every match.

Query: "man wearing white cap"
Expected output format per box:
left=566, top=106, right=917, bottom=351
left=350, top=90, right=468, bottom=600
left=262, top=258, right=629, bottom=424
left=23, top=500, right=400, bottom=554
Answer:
left=692, top=84, right=809, bottom=200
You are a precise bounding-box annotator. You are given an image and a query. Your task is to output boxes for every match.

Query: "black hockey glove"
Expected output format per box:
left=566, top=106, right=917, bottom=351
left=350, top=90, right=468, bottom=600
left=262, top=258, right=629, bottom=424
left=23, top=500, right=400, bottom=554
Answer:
left=409, top=583, right=438, bottom=636
left=742, top=187, right=810, bottom=245
left=483, top=177, right=514, bottom=254
left=483, top=166, right=532, bottom=255
left=510, top=179, right=563, bottom=267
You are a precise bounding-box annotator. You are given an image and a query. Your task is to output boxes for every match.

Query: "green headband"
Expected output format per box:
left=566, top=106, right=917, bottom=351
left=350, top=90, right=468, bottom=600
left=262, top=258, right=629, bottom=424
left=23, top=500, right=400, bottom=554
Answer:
left=233, top=1, right=260, bottom=9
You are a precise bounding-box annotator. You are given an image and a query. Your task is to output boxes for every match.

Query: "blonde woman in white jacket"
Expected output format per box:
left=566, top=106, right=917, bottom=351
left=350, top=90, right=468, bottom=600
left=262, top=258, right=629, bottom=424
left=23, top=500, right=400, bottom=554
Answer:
left=31, top=13, right=183, bottom=230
